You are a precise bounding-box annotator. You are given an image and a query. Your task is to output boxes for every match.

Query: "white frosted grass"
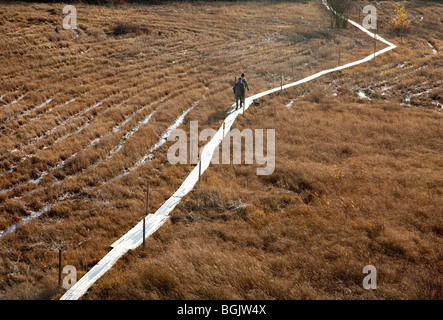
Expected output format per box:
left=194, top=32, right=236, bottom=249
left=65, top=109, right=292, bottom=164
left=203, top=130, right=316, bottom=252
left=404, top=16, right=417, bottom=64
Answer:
left=358, top=91, right=371, bottom=100
left=2, top=93, right=25, bottom=107
left=427, top=41, right=438, bottom=55
left=8, top=97, right=78, bottom=158
left=403, top=88, right=436, bottom=107
left=0, top=169, right=13, bottom=178
left=114, top=110, right=157, bottom=154
left=113, top=114, right=134, bottom=133
left=40, top=98, right=166, bottom=192
left=61, top=0, right=397, bottom=300
left=0, top=87, right=24, bottom=106
left=20, top=98, right=166, bottom=199
left=0, top=169, right=49, bottom=194
left=58, top=94, right=128, bottom=137
left=64, top=98, right=77, bottom=105
left=39, top=100, right=104, bottom=151
left=33, top=97, right=76, bottom=123
left=45, top=100, right=102, bottom=138
left=0, top=187, right=12, bottom=195
left=112, top=95, right=169, bottom=134
left=109, top=105, right=195, bottom=182
left=0, top=206, right=50, bottom=240
left=432, top=101, right=442, bottom=108
left=41, top=98, right=129, bottom=174
left=64, top=100, right=161, bottom=173
left=81, top=100, right=103, bottom=116
left=72, top=119, right=92, bottom=136
left=0, top=99, right=108, bottom=192
left=150, top=105, right=195, bottom=153
left=30, top=173, right=46, bottom=185
left=21, top=98, right=53, bottom=117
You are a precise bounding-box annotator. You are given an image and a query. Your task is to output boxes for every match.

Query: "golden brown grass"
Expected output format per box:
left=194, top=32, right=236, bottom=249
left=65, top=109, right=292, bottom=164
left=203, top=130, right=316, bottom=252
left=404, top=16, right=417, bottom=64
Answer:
left=0, top=1, right=442, bottom=300
left=83, top=84, right=442, bottom=300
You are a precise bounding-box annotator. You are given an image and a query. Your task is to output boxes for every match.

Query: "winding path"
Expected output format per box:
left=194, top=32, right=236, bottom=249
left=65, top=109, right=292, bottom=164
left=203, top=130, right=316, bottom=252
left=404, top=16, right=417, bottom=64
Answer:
left=60, top=0, right=396, bottom=300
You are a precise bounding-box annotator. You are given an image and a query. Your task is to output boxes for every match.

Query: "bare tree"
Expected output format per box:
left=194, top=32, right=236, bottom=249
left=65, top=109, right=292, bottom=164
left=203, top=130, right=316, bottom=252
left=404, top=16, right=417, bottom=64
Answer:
left=327, top=0, right=352, bottom=29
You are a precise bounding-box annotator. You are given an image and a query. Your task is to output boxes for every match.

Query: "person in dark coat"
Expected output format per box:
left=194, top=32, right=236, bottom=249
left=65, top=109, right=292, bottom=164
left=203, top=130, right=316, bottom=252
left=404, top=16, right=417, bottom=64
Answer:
left=241, top=73, right=250, bottom=92
left=233, top=78, right=245, bottom=110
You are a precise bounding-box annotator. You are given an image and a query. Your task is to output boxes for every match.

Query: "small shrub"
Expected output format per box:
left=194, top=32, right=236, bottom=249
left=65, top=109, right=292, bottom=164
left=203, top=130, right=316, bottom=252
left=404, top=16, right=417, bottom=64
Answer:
left=110, top=22, right=149, bottom=37
left=389, top=4, right=411, bottom=34
left=307, top=85, right=326, bottom=104
left=327, top=0, right=351, bottom=29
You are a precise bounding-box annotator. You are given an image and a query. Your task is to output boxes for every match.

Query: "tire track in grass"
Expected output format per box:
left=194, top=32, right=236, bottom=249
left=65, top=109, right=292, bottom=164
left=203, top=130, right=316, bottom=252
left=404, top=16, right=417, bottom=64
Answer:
left=0, top=98, right=110, bottom=194
left=0, top=95, right=200, bottom=241
left=0, top=37, right=210, bottom=158
left=106, top=101, right=197, bottom=184
left=0, top=82, right=205, bottom=235
left=0, top=94, right=60, bottom=130
left=0, top=87, right=26, bottom=106
left=0, top=58, right=153, bottom=135
left=0, top=29, right=204, bottom=126
left=49, top=95, right=166, bottom=184
left=0, top=93, right=26, bottom=109
left=1, top=30, right=252, bottom=159
left=46, top=83, right=203, bottom=192
left=61, top=0, right=397, bottom=300
left=0, top=58, right=205, bottom=189
left=0, top=89, right=139, bottom=192
left=46, top=86, right=201, bottom=191
left=1, top=97, right=108, bottom=177
left=0, top=66, right=169, bottom=172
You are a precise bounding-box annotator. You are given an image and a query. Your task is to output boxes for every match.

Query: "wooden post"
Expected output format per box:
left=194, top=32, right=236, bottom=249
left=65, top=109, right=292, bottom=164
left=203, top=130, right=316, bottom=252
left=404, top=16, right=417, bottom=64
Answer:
left=58, top=248, right=62, bottom=288
left=373, top=28, right=377, bottom=65
left=146, top=179, right=150, bottom=216
left=222, top=122, right=225, bottom=141
left=338, top=45, right=341, bottom=66
left=143, top=179, right=149, bottom=249
left=142, top=217, right=146, bottom=249
left=280, top=74, right=283, bottom=92
left=198, top=152, right=201, bottom=185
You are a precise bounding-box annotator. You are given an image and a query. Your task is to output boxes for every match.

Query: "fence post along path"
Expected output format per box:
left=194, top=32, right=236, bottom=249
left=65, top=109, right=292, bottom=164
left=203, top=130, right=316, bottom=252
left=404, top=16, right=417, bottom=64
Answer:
left=60, top=0, right=396, bottom=300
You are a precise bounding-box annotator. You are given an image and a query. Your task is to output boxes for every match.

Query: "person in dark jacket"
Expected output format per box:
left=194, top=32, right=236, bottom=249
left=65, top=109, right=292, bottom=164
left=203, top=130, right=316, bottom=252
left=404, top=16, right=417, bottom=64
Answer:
left=241, top=73, right=250, bottom=92
left=233, top=78, right=245, bottom=110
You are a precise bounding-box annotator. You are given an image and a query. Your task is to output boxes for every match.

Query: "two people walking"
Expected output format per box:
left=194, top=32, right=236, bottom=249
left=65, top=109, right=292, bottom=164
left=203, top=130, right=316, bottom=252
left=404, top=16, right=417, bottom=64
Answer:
left=233, top=73, right=249, bottom=111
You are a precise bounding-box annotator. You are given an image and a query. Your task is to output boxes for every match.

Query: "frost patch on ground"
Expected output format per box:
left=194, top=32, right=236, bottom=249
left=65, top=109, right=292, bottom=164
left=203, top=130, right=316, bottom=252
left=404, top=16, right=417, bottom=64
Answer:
left=358, top=91, right=371, bottom=100
left=427, top=41, right=438, bottom=55
left=0, top=206, right=51, bottom=240
left=1, top=93, right=26, bottom=107
left=109, top=104, right=195, bottom=183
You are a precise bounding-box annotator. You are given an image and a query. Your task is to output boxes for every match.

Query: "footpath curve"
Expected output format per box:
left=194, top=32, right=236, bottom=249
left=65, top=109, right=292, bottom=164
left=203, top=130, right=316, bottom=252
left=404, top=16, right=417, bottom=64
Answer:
left=61, top=0, right=396, bottom=300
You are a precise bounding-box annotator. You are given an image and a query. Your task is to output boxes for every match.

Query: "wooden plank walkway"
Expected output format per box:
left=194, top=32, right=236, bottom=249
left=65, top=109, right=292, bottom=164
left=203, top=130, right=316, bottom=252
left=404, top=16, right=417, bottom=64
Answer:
left=60, top=0, right=396, bottom=300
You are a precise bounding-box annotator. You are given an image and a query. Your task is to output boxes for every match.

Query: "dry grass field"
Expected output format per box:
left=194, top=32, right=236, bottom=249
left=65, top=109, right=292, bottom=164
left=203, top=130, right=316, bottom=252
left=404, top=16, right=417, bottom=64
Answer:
left=0, top=1, right=441, bottom=300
